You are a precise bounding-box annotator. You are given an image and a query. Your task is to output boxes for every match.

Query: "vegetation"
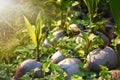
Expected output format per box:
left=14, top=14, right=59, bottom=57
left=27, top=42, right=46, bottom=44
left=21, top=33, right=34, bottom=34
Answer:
left=0, top=0, right=120, bottom=80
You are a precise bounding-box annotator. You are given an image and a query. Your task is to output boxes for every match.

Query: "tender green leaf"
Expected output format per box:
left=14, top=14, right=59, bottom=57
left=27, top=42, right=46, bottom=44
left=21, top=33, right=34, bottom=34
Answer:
left=88, top=33, right=96, bottom=41
left=83, top=0, right=100, bottom=22
left=24, top=16, right=37, bottom=47
left=99, top=65, right=111, bottom=79
left=72, top=1, right=79, bottom=6
left=71, top=73, right=84, bottom=80
left=42, top=62, right=51, bottom=73
left=78, top=49, right=85, bottom=57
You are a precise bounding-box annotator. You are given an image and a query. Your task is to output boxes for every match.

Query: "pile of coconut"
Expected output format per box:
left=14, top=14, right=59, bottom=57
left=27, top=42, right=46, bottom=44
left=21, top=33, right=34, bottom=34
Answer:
left=13, top=23, right=120, bottom=80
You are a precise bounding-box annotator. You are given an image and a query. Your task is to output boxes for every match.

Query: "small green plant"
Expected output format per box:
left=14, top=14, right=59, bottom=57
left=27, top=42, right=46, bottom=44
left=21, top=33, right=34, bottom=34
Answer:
left=42, top=63, right=67, bottom=80
left=24, top=13, right=46, bottom=61
left=71, top=62, right=97, bottom=80
left=111, top=36, right=120, bottom=63
left=75, top=31, right=104, bottom=58
left=98, top=65, right=112, bottom=80
left=83, top=0, right=100, bottom=23
left=45, top=0, right=75, bottom=34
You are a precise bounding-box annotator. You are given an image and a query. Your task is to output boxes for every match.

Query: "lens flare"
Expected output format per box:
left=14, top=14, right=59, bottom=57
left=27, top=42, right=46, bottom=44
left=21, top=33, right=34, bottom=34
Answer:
left=0, top=0, right=11, bottom=9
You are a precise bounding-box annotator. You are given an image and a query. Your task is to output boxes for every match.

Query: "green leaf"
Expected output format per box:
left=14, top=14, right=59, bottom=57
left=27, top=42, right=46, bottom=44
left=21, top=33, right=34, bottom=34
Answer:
left=24, top=16, right=37, bottom=47
left=110, top=0, right=120, bottom=33
left=88, top=33, right=96, bottom=41
left=78, top=49, right=85, bottom=57
left=72, top=1, right=79, bottom=6
left=71, top=74, right=84, bottom=80
left=42, top=62, right=51, bottom=73
left=36, top=19, right=43, bottom=42
left=56, top=0, right=62, bottom=6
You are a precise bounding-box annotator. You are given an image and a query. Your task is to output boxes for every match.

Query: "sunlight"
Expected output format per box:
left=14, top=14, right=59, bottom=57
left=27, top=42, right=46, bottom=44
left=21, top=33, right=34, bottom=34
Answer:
left=0, top=0, right=10, bottom=8
left=0, top=0, right=15, bottom=11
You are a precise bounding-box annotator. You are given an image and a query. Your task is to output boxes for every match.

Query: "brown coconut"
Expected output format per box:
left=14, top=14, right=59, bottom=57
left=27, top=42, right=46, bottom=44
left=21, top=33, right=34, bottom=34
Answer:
left=14, top=59, right=43, bottom=80
left=58, top=58, right=81, bottom=80
left=87, top=46, right=118, bottom=73
left=108, top=70, right=120, bottom=80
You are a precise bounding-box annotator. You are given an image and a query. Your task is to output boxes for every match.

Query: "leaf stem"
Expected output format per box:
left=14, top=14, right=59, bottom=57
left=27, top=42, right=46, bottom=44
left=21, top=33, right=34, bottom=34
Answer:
left=36, top=40, right=40, bottom=61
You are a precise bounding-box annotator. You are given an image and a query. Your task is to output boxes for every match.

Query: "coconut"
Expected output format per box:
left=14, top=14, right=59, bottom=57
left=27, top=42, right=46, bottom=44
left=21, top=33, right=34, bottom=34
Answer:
left=116, top=43, right=120, bottom=54
left=87, top=46, right=118, bottom=73
left=108, top=70, right=120, bottom=80
left=51, top=50, right=64, bottom=64
left=69, top=24, right=80, bottom=32
left=14, top=59, right=43, bottom=80
left=96, top=31, right=110, bottom=45
left=53, top=30, right=66, bottom=42
left=58, top=58, right=81, bottom=80
left=43, top=39, right=52, bottom=48
left=75, top=35, right=81, bottom=44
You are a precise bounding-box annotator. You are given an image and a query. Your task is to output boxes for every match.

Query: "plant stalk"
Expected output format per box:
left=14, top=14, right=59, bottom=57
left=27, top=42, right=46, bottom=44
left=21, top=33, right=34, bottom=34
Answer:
left=89, top=10, right=94, bottom=23
left=36, top=40, right=40, bottom=61
left=60, top=6, right=64, bottom=29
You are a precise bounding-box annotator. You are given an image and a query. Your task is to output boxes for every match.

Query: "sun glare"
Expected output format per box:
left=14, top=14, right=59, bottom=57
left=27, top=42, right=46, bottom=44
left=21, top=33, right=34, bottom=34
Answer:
left=0, top=0, right=9, bottom=7
left=0, top=0, right=14, bottom=11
